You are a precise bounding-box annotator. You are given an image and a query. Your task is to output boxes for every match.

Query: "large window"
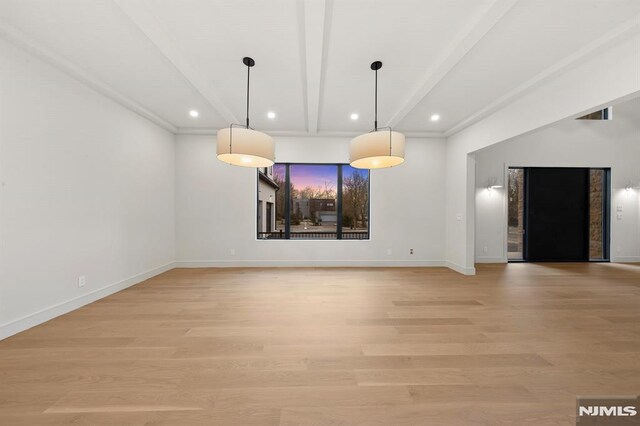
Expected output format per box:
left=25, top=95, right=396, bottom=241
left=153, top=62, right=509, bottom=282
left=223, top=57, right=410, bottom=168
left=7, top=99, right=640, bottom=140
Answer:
left=257, top=164, right=370, bottom=240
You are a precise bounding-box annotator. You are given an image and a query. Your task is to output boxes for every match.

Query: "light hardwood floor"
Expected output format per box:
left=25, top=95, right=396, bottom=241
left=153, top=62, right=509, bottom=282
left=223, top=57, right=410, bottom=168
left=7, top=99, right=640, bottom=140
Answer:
left=1, top=263, right=639, bottom=425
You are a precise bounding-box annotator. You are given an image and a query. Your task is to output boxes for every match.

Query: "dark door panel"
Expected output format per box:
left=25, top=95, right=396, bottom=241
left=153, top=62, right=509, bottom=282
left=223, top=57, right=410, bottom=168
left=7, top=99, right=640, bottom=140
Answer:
left=266, top=202, right=273, bottom=233
left=525, top=168, right=589, bottom=261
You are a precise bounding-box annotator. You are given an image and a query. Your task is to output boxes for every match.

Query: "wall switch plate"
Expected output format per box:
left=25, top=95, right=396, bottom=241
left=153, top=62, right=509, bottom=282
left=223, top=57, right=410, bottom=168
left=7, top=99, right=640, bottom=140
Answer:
left=230, top=249, right=236, bottom=256
left=78, top=276, right=86, bottom=288
left=617, top=205, right=623, bottom=212
left=617, top=213, right=623, bottom=220
left=456, top=214, right=463, bottom=221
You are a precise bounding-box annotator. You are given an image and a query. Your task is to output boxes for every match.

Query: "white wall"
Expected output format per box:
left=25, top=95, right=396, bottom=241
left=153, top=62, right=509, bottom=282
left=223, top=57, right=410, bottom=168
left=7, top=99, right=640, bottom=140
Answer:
left=475, top=97, right=640, bottom=263
left=445, top=32, right=640, bottom=273
left=0, top=39, right=175, bottom=339
left=176, top=135, right=446, bottom=266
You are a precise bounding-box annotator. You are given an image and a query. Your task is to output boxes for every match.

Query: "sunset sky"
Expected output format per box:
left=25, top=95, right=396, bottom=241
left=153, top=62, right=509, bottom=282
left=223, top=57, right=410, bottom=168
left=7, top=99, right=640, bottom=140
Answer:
left=291, top=164, right=336, bottom=189
left=273, top=164, right=367, bottom=191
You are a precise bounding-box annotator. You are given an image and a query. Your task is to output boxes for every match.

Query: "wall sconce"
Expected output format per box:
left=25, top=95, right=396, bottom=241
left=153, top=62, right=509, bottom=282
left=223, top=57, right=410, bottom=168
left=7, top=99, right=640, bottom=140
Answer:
left=625, top=180, right=636, bottom=191
left=486, top=177, right=503, bottom=191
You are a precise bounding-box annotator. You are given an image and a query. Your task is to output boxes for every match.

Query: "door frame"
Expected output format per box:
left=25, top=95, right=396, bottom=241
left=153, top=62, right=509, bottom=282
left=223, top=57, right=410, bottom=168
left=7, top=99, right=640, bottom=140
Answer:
left=504, top=165, right=611, bottom=263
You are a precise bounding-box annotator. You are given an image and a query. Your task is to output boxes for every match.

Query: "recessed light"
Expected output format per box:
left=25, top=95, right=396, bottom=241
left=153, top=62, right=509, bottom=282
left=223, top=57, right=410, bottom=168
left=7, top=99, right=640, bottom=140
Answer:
left=430, top=114, right=440, bottom=122
left=189, top=110, right=199, bottom=118
left=267, top=111, right=276, bottom=119
left=350, top=113, right=359, bottom=121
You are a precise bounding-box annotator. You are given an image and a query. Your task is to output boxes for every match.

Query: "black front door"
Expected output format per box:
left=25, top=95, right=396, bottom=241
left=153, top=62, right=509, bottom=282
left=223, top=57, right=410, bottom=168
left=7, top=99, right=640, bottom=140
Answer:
left=525, top=168, right=590, bottom=261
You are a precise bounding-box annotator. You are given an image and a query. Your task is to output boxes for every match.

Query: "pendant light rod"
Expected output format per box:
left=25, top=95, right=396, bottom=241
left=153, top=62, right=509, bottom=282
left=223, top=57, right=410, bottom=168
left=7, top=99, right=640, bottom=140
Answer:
left=243, top=57, right=255, bottom=129
left=216, top=56, right=274, bottom=168
left=371, top=61, right=382, bottom=130
left=374, top=67, right=377, bottom=130
left=246, top=64, right=250, bottom=128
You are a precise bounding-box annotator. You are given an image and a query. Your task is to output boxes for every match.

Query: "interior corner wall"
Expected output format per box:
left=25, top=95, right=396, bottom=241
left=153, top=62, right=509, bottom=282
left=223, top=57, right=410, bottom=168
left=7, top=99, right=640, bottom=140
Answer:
left=475, top=99, right=640, bottom=263
left=0, top=38, right=176, bottom=339
left=175, top=134, right=446, bottom=267
left=443, top=143, right=477, bottom=275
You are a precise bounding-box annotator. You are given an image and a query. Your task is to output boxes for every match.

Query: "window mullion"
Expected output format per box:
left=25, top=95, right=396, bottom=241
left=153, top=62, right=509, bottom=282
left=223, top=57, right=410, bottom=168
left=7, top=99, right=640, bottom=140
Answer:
left=337, top=165, right=343, bottom=240
left=285, top=164, right=291, bottom=239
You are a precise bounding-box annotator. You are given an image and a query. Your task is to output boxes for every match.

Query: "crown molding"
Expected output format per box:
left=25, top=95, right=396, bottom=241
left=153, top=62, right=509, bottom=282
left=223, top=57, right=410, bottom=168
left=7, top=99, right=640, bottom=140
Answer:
left=0, top=20, right=177, bottom=133
left=175, top=127, right=444, bottom=139
left=445, top=13, right=640, bottom=137
left=114, top=0, right=238, bottom=124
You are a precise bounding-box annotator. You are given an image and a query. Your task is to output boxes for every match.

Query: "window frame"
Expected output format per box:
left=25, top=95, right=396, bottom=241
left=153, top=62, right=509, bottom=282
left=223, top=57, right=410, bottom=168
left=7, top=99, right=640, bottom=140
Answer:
left=256, top=162, right=371, bottom=241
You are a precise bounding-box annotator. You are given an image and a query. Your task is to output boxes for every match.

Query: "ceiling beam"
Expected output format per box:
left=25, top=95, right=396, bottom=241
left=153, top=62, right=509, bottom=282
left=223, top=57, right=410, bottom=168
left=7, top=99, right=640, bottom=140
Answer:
left=445, top=13, right=640, bottom=136
left=113, top=0, right=238, bottom=124
left=0, top=21, right=177, bottom=133
left=385, top=0, right=519, bottom=129
left=297, top=0, right=330, bottom=133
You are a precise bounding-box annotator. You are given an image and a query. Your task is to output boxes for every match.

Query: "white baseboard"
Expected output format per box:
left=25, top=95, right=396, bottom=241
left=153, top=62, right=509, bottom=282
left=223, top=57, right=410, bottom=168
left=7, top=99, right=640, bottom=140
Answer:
left=445, top=261, right=476, bottom=275
left=174, top=260, right=447, bottom=268
left=475, top=256, right=507, bottom=264
left=611, top=256, right=640, bottom=263
left=0, top=262, right=174, bottom=341
left=177, top=260, right=479, bottom=277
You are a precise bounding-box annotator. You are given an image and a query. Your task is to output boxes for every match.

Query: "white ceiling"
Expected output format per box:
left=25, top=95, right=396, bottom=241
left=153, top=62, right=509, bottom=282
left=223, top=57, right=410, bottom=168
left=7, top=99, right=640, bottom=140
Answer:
left=1, top=0, right=638, bottom=135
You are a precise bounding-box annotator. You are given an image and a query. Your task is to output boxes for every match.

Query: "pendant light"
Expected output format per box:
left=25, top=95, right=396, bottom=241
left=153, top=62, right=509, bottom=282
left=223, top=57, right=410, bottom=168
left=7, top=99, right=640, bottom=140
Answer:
left=217, top=57, right=275, bottom=167
left=349, top=61, right=405, bottom=169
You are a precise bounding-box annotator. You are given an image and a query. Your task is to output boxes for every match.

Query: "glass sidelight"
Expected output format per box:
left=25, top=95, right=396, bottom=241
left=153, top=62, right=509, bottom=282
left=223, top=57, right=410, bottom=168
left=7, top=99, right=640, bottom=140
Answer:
left=507, top=168, right=525, bottom=260
left=589, top=169, right=609, bottom=260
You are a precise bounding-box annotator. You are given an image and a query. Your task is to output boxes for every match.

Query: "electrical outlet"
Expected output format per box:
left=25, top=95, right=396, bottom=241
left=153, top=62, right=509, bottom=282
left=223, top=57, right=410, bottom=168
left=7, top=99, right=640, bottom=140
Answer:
left=456, top=214, right=463, bottom=221
left=230, top=249, right=236, bottom=256
left=78, top=276, right=86, bottom=288
left=483, top=246, right=488, bottom=253
left=409, top=248, right=414, bottom=255
left=386, top=249, right=392, bottom=256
